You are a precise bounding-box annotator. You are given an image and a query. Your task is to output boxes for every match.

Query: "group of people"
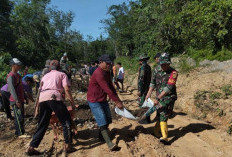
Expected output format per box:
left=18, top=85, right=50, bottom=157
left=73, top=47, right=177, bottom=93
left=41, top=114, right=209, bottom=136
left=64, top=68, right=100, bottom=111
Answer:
left=0, top=51, right=177, bottom=156
left=137, top=52, right=178, bottom=144
left=86, top=52, right=178, bottom=151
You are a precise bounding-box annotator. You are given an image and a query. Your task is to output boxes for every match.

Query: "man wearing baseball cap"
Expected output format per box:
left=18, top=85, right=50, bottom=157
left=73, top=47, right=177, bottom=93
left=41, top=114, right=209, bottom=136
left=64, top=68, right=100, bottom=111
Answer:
left=22, top=71, right=41, bottom=94
left=154, top=53, right=161, bottom=64
left=87, top=54, right=123, bottom=151
left=7, top=58, right=29, bottom=138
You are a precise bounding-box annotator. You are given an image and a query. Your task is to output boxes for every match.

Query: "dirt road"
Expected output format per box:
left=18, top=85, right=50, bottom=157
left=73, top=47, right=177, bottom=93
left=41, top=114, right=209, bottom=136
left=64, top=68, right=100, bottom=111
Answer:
left=0, top=75, right=232, bottom=157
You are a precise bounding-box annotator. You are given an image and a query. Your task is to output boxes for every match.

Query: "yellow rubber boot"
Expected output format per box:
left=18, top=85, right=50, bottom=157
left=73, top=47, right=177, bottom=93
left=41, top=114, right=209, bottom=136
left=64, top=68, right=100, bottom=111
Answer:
left=154, top=121, right=161, bottom=137
left=160, top=122, right=169, bottom=145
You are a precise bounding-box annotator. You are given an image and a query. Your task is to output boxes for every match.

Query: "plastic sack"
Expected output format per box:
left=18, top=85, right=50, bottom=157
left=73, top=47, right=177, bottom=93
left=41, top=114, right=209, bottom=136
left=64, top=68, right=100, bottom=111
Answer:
left=141, top=98, right=154, bottom=108
left=115, top=107, right=138, bottom=120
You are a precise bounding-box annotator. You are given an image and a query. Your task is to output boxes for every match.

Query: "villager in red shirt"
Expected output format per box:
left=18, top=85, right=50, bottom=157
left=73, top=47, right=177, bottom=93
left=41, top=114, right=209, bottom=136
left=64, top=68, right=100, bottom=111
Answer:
left=87, top=54, right=123, bottom=151
left=7, top=58, right=27, bottom=138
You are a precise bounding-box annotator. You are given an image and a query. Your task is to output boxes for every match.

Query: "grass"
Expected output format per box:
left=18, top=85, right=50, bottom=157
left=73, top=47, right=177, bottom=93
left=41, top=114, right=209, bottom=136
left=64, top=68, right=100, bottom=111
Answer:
left=227, top=125, right=232, bottom=135
left=209, top=92, right=222, bottom=99
left=178, top=56, right=197, bottom=73
left=114, top=56, right=140, bottom=75
left=221, top=84, right=232, bottom=96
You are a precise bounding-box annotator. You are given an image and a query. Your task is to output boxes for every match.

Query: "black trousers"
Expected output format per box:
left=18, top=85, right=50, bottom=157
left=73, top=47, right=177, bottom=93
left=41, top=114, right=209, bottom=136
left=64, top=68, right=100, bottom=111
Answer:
left=30, top=100, right=72, bottom=148
left=0, top=91, right=12, bottom=118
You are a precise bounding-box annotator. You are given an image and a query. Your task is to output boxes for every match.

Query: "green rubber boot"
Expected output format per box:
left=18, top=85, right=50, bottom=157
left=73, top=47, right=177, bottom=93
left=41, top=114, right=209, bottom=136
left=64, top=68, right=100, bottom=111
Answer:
left=101, top=130, right=118, bottom=151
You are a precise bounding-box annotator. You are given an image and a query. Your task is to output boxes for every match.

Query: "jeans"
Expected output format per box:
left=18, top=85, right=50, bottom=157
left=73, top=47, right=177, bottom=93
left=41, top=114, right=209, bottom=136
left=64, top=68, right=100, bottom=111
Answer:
left=88, top=101, right=112, bottom=127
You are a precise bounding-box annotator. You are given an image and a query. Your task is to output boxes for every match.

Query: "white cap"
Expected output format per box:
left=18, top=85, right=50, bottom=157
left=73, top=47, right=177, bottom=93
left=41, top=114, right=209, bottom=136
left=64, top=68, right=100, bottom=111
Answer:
left=64, top=52, right=67, bottom=56
left=10, top=58, right=22, bottom=65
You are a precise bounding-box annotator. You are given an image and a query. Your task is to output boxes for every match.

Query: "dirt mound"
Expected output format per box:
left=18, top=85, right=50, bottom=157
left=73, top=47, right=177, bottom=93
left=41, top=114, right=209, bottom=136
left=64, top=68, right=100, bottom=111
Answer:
left=1, top=68, right=232, bottom=157
left=130, top=107, right=149, bottom=118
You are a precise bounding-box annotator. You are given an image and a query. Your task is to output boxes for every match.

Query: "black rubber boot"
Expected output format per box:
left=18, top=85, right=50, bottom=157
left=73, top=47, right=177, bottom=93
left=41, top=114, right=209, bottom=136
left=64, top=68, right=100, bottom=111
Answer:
left=98, top=129, right=104, bottom=142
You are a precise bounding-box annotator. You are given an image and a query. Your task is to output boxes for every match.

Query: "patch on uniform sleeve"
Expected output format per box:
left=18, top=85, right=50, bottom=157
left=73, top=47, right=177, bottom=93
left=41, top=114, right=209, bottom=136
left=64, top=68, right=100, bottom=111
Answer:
left=172, top=71, right=177, bottom=79
left=168, top=71, right=178, bottom=85
left=168, top=79, right=176, bottom=84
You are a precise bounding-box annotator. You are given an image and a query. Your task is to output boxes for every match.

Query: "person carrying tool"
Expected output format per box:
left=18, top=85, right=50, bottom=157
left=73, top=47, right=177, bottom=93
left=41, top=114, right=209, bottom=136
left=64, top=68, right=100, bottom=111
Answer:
left=137, top=54, right=152, bottom=123
left=87, top=54, right=123, bottom=151
left=137, top=54, right=151, bottom=106
left=26, top=60, right=76, bottom=156
left=7, top=58, right=30, bottom=138
left=145, top=53, right=178, bottom=145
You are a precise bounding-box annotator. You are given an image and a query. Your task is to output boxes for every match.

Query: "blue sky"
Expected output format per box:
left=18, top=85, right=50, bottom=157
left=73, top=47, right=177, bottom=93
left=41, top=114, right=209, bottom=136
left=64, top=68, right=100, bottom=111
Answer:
left=50, top=0, right=130, bottom=40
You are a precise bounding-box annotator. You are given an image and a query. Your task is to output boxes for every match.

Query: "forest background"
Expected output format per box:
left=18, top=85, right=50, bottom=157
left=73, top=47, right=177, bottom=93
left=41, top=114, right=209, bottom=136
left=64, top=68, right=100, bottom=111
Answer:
left=1, top=0, right=232, bottom=83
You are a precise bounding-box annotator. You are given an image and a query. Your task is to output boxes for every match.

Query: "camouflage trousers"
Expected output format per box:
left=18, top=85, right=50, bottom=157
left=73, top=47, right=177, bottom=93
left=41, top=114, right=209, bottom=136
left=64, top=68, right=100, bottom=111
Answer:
left=157, top=98, right=175, bottom=122
left=139, top=91, right=149, bottom=106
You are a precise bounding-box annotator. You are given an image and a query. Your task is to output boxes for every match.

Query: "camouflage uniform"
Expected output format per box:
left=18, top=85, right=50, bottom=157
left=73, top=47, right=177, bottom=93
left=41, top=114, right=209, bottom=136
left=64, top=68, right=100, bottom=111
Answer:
left=150, top=63, right=178, bottom=122
left=138, top=61, right=151, bottom=105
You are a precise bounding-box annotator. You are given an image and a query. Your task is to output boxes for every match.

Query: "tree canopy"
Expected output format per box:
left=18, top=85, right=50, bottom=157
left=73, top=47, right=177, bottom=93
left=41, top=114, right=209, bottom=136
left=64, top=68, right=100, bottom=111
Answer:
left=1, top=0, right=232, bottom=74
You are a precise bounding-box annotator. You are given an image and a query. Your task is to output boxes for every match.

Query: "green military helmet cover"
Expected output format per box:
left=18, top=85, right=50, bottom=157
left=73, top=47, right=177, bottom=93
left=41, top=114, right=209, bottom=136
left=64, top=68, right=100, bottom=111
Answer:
left=139, top=54, right=150, bottom=61
left=159, top=53, right=171, bottom=65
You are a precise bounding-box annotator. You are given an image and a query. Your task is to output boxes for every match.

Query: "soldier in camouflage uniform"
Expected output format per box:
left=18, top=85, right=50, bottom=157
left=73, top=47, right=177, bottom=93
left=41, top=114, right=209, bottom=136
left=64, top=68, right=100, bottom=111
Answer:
left=138, top=54, right=151, bottom=106
left=145, top=53, right=178, bottom=145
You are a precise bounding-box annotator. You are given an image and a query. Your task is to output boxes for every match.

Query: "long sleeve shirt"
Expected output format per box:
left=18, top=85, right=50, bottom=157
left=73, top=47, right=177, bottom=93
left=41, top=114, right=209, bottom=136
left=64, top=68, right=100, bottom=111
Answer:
left=87, top=67, right=120, bottom=103
left=7, top=72, right=24, bottom=103
left=138, top=61, right=151, bottom=94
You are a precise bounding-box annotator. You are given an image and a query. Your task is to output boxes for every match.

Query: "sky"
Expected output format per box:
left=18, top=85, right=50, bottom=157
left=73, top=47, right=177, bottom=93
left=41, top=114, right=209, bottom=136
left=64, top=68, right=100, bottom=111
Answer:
left=50, top=0, right=130, bottom=40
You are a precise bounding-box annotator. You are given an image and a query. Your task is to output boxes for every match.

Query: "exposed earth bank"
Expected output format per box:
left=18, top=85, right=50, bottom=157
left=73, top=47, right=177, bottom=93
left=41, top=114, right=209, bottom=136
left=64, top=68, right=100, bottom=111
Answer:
left=1, top=61, right=232, bottom=157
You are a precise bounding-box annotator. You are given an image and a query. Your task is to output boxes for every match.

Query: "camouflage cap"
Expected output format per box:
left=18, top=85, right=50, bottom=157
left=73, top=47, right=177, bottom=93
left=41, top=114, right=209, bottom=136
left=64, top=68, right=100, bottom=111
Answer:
left=139, top=54, right=150, bottom=61
left=159, top=53, right=171, bottom=65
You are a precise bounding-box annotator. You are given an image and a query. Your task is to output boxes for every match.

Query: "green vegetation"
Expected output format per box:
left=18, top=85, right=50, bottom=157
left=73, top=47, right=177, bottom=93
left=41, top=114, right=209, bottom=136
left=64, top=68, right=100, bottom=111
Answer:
left=209, top=92, right=222, bottom=100
left=227, top=125, right=232, bottom=135
left=102, top=0, right=232, bottom=61
left=1, top=0, right=232, bottom=82
left=114, top=56, right=140, bottom=74
left=178, top=57, right=197, bottom=73
left=194, top=90, right=222, bottom=108
left=221, top=85, right=232, bottom=96
left=193, top=89, right=229, bottom=120
left=0, top=53, right=11, bottom=86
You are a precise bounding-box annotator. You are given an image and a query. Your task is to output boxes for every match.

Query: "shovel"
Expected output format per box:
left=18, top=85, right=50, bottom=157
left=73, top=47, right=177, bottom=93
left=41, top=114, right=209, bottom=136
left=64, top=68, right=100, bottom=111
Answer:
left=138, top=106, right=157, bottom=121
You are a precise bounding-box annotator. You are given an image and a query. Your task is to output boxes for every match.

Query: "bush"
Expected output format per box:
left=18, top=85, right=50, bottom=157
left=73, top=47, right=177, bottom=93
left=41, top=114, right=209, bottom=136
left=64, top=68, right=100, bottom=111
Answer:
left=114, top=56, right=140, bottom=75
left=227, top=125, right=232, bottom=135
left=194, top=90, right=208, bottom=108
left=209, top=47, right=232, bottom=61
left=178, top=57, right=196, bottom=73
left=188, top=48, right=213, bottom=62
left=221, top=84, right=232, bottom=96
left=209, top=92, right=222, bottom=99
left=0, top=52, right=11, bottom=86
left=188, top=47, right=232, bottom=62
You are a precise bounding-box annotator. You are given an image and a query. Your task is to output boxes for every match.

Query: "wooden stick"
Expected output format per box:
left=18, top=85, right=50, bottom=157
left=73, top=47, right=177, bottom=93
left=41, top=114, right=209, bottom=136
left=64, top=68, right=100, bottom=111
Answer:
left=34, top=81, right=43, bottom=118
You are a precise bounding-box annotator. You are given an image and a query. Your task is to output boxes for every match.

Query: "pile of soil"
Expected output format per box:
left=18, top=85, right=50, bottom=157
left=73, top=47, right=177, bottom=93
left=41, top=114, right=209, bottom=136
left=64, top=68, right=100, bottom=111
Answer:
left=130, top=107, right=149, bottom=118
left=74, top=104, right=94, bottom=122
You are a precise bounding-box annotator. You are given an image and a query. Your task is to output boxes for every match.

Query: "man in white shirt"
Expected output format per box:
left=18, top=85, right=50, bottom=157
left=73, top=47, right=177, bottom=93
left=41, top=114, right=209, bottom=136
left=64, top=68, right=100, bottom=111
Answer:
left=115, top=62, right=124, bottom=92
